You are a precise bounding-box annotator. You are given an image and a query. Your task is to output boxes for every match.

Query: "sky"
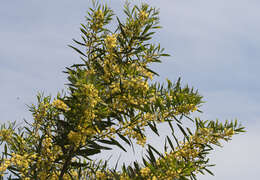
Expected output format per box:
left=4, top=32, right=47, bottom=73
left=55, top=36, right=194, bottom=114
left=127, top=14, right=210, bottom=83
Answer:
left=1, top=0, right=259, bottom=179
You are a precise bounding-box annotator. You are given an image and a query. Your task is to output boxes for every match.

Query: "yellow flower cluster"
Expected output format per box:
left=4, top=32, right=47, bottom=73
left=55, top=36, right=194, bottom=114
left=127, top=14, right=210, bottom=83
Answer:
left=0, top=129, right=13, bottom=142
left=83, top=83, right=100, bottom=108
left=110, top=123, right=233, bottom=180
left=129, top=63, right=154, bottom=80
left=151, top=176, right=158, bottom=180
left=224, top=128, right=235, bottom=136
left=10, top=153, right=30, bottom=175
left=41, top=135, right=63, bottom=162
left=110, top=81, right=121, bottom=94
left=105, top=34, right=117, bottom=51
left=174, top=142, right=200, bottom=160
left=121, top=77, right=149, bottom=93
left=138, top=10, right=148, bottom=22
left=85, top=68, right=96, bottom=77
left=96, top=170, right=106, bottom=179
left=102, top=56, right=120, bottom=82
left=75, top=83, right=101, bottom=140
left=194, top=126, right=234, bottom=145
left=0, top=153, right=36, bottom=177
left=35, top=167, right=78, bottom=180
left=92, top=55, right=200, bottom=146
left=136, top=134, right=146, bottom=147
left=63, top=82, right=104, bottom=147
left=140, top=167, right=150, bottom=177
left=52, top=99, right=70, bottom=111
left=68, top=130, right=85, bottom=147
left=175, top=104, right=197, bottom=115
left=91, top=9, right=104, bottom=32
left=0, top=158, right=11, bottom=176
left=32, top=102, right=49, bottom=123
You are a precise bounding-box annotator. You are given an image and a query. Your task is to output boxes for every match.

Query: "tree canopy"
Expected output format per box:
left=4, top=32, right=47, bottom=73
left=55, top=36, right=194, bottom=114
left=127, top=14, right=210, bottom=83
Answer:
left=0, top=1, right=244, bottom=179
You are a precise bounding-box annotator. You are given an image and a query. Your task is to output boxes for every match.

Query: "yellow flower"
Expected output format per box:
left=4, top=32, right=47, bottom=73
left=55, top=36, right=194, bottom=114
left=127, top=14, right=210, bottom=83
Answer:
left=96, top=170, right=106, bottom=179
left=0, top=159, right=11, bottom=174
left=52, top=99, right=70, bottom=111
left=91, top=9, right=104, bottom=32
left=0, top=129, right=13, bottom=142
left=70, top=170, right=78, bottom=178
left=95, top=9, right=104, bottom=19
left=152, top=176, right=157, bottom=180
left=139, top=10, right=148, bottom=21
left=140, top=167, right=150, bottom=177
left=225, top=128, right=235, bottom=136
left=105, top=34, right=117, bottom=50
left=68, top=131, right=82, bottom=146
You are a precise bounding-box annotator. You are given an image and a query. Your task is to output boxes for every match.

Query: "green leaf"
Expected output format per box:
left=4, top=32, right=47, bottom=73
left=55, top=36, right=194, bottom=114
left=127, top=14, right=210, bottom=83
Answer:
left=146, top=147, right=156, bottom=166
left=147, top=121, right=159, bottom=136
left=148, top=144, right=163, bottom=159
left=161, top=53, right=170, bottom=57
left=144, top=67, right=159, bottom=76
left=133, top=161, right=140, bottom=172
left=116, top=17, right=127, bottom=40
left=4, top=144, right=7, bottom=157
left=98, top=138, right=127, bottom=152
left=177, top=123, right=189, bottom=141
left=113, top=154, right=121, bottom=171
left=76, top=148, right=101, bottom=156
left=70, top=162, right=88, bottom=168
left=141, top=24, right=152, bottom=36
left=166, top=136, right=175, bottom=151
left=71, top=64, right=86, bottom=68
left=86, top=140, right=112, bottom=150
left=68, top=45, right=87, bottom=57
left=117, top=133, right=131, bottom=146
left=127, top=166, right=135, bottom=178
left=142, top=157, right=148, bottom=166
left=204, top=168, right=214, bottom=176
left=80, top=28, right=89, bottom=36
left=143, top=31, right=155, bottom=39
left=73, top=39, right=86, bottom=46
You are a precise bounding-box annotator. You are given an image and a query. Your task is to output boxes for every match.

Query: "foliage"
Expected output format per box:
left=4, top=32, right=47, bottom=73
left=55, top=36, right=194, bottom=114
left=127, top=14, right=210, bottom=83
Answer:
left=0, top=1, right=244, bottom=180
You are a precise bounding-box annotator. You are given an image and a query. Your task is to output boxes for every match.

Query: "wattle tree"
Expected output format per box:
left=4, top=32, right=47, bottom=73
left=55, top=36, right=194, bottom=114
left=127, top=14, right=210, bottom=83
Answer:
left=0, top=1, right=244, bottom=179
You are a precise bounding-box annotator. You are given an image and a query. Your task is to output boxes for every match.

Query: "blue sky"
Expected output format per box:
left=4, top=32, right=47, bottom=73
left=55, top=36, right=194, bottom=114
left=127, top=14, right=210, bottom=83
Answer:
left=1, top=0, right=259, bottom=179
